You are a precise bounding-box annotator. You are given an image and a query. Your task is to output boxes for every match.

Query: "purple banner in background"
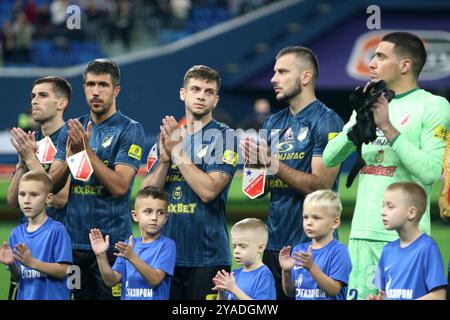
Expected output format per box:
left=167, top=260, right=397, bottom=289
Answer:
left=248, top=11, right=450, bottom=89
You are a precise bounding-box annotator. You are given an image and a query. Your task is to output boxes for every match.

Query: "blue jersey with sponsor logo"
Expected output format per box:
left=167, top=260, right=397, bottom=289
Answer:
left=291, top=239, right=351, bottom=300
left=55, top=111, right=145, bottom=250
left=148, top=119, right=238, bottom=267
left=225, top=264, right=276, bottom=300
left=112, top=235, right=176, bottom=300
left=375, top=233, right=447, bottom=300
left=263, top=100, right=344, bottom=250
left=9, top=217, right=72, bottom=300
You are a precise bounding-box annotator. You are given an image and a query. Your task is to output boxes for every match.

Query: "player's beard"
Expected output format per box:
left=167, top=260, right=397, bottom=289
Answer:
left=89, top=99, right=113, bottom=117
left=276, top=78, right=302, bottom=102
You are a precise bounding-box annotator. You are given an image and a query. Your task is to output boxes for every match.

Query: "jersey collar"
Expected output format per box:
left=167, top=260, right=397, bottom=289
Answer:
left=393, top=87, right=420, bottom=100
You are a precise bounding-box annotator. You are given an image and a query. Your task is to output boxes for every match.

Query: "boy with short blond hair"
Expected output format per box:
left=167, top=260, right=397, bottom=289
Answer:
left=279, top=189, right=352, bottom=300
left=370, top=182, right=447, bottom=300
left=213, top=218, right=276, bottom=300
left=90, top=186, right=176, bottom=300
left=0, top=170, right=72, bottom=300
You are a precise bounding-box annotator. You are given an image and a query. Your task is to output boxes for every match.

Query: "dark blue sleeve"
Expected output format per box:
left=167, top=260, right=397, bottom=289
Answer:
left=114, top=122, right=145, bottom=170
left=329, top=245, right=352, bottom=286
left=152, top=238, right=176, bottom=277
left=52, top=223, right=73, bottom=264
left=313, top=111, right=344, bottom=157
left=54, top=123, right=69, bottom=162
left=205, top=128, right=238, bottom=178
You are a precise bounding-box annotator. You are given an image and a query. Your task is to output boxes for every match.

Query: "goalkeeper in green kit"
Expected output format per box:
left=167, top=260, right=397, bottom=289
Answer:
left=323, top=32, right=450, bottom=299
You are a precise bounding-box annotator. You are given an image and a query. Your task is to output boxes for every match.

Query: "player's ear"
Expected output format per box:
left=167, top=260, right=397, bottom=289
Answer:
left=163, top=212, right=169, bottom=225
left=213, top=94, right=219, bottom=108
left=407, top=206, right=418, bottom=221
left=179, top=87, right=186, bottom=102
left=400, top=58, right=412, bottom=75
left=332, top=216, right=341, bottom=229
left=131, top=210, right=138, bottom=223
left=113, top=85, right=121, bottom=98
left=301, top=70, right=313, bottom=86
left=46, top=193, right=54, bottom=204
left=57, top=97, right=69, bottom=112
left=258, top=242, right=266, bottom=254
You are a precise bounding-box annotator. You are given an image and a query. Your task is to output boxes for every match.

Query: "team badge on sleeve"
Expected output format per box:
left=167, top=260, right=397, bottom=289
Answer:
left=433, top=125, right=448, bottom=141
left=242, top=166, right=266, bottom=199
left=146, top=143, right=158, bottom=173
left=328, top=132, right=339, bottom=141
left=36, top=136, right=57, bottom=164
left=67, top=150, right=94, bottom=181
left=128, top=144, right=142, bottom=160
left=222, top=150, right=238, bottom=166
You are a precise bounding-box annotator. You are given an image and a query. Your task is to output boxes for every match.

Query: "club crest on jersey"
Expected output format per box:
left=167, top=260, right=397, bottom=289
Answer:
left=196, top=144, right=208, bottom=158
left=173, top=186, right=182, bottom=200
left=375, top=150, right=384, bottom=163
left=102, top=135, right=113, bottom=148
left=399, top=113, right=410, bottom=126
left=297, top=127, right=309, bottom=142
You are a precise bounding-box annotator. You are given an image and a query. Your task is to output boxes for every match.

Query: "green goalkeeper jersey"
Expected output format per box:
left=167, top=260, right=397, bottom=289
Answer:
left=323, top=88, right=450, bottom=241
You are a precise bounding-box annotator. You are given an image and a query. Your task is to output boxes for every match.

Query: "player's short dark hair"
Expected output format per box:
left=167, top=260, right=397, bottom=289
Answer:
left=386, top=181, right=427, bottom=218
left=381, top=32, right=427, bottom=78
left=32, top=76, right=72, bottom=103
left=20, top=170, right=53, bottom=194
left=183, top=65, right=221, bottom=92
left=83, top=58, right=120, bottom=86
left=276, top=46, right=319, bottom=81
left=136, top=186, right=169, bottom=205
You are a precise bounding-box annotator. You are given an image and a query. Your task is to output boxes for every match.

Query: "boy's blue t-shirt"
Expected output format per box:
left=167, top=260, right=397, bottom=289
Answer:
left=112, top=235, right=176, bottom=300
left=375, top=233, right=447, bottom=300
left=9, top=217, right=72, bottom=300
left=291, top=239, right=352, bottom=300
left=225, top=264, right=276, bottom=300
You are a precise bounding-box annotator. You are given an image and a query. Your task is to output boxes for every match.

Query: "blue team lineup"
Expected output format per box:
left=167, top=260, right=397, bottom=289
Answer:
left=1, top=31, right=449, bottom=301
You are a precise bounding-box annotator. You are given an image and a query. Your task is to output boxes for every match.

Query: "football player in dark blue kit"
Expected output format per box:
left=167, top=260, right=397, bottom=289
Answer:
left=49, top=59, right=145, bottom=300
left=240, top=46, right=344, bottom=299
left=7, top=76, right=72, bottom=299
left=142, top=65, right=238, bottom=300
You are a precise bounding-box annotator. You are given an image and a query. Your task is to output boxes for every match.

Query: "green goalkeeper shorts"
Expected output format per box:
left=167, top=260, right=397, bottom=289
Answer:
left=347, top=238, right=389, bottom=300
